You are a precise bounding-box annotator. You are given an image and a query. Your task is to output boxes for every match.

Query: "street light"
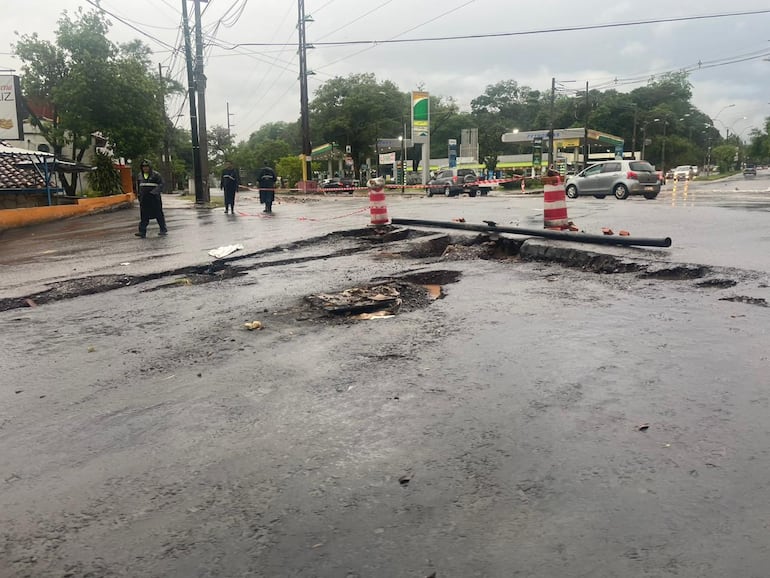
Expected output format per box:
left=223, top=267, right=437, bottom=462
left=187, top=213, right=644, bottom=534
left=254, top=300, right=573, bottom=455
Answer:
left=712, top=103, right=735, bottom=137
left=726, top=116, right=748, bottom=141
left=652, top=117, right=669, bottom=174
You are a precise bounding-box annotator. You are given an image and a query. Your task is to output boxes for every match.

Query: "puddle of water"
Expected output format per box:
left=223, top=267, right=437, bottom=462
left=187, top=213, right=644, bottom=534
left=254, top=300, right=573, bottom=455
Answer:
left=423, top=284, right=443, bottom=300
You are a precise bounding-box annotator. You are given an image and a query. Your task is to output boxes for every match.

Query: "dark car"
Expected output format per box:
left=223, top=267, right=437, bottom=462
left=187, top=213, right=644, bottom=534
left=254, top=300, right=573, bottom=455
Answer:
left=427, top=168, right=479, bottom=197
left=743, top=164, right=757, bottom=177
left=321, top=177, right=356, bottom=193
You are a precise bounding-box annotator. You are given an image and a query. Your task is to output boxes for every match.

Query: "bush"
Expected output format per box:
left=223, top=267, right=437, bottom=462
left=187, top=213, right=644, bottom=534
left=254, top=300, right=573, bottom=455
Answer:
left=87, top=151, right=123, bottom=196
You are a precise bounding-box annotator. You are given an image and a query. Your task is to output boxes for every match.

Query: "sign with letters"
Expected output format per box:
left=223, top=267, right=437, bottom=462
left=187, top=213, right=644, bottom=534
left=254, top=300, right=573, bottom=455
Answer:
left=0, top=75, right=23, bottom=141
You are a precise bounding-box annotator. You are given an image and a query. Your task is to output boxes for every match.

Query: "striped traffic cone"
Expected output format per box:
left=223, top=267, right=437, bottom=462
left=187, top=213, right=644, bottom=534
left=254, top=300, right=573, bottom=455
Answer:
left=367, top=177, right=390, bottom=226
left=543, top=175, right=570, bottom=230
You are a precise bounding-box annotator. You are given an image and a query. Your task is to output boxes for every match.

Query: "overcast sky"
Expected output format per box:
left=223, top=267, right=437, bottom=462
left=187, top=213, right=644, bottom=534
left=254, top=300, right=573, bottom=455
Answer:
left=2, top=0, right=769, bottom=144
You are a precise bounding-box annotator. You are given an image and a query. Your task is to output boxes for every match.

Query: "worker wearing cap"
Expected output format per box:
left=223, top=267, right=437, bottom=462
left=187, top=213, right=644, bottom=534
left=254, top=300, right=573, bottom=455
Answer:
left=135, top=159, right=167, bottom=237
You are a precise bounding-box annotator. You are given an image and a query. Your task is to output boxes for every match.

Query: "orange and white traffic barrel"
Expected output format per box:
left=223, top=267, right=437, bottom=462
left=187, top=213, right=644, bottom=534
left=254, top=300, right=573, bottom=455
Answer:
left=543, top=175, right=569, bottom=230
left=367, top=177, right=390, bottom=226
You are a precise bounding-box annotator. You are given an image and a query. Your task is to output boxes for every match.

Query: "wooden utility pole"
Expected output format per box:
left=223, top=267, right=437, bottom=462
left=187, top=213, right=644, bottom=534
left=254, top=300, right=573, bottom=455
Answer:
left=181, top=0, right=203, bottom=204
left=158, top=63, right=172, bottom=192
left=193, top=0, right=210, bottom=203
left=226, top=101, right=235, bottom=137
left=298, top=0, right=312, bottom=183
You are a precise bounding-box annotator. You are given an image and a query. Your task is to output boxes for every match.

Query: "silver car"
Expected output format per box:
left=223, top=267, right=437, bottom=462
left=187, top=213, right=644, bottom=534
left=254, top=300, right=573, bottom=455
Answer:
left=565, top=160, right=661, bottom=200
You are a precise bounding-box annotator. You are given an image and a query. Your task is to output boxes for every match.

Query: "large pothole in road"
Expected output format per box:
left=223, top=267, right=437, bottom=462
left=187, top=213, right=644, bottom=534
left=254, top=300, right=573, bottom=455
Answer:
left=305, top=270, right=462, bottom=321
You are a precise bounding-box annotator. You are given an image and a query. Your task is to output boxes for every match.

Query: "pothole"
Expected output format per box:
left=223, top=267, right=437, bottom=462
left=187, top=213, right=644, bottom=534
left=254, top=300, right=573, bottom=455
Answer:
left=305, top=270, right=462, bottom=321
left=0, top=275, right=137, bottom=311
left=719, top=296, right=768, bottom=307
left=640, top=265, right=709, bottom=280
left=696, top=278, right=738, bottom=289
left=146, top=264, right=248, bottom=291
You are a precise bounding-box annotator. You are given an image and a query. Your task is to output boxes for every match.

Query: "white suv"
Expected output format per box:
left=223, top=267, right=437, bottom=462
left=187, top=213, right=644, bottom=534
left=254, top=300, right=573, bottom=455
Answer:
left=672, top=165, right=694, bottom=181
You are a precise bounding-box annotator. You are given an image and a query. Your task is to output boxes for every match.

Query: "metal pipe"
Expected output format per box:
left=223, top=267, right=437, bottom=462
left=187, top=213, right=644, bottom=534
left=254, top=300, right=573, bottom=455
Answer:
left=391, top=218, right=672, bottom=248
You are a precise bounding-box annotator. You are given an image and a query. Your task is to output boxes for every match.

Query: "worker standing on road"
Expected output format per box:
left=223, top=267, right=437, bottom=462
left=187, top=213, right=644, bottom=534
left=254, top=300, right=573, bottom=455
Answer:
left=220, top=160, right=240, bottom=215
left=135, top=159, right=167, bottom=237
left=256, top=161, right=277, bottom=214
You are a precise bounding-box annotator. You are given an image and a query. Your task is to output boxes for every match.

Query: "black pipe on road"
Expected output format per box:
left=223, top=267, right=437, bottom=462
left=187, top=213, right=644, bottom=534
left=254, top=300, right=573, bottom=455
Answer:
left=391, top=218, right=672, bottom=248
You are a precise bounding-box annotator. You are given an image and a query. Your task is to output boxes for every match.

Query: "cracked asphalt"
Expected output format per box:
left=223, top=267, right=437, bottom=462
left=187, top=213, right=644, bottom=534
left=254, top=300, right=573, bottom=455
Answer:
left=1, top=175, right=769, bottom=577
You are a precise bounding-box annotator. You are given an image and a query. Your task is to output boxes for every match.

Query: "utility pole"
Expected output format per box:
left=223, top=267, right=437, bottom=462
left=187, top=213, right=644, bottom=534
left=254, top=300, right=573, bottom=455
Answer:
left=226, top=101, right=235, bottom=137
left=632, top=105, right=638, bottom=160
left=548, top=76, right=555, bottom=170
left=193, top=0, right=210, bottom=203
left=298, top=0, right=313, bottom=185
left=158, top=63, right=172, bottom=193
left=401, top=117, right=406, bottom=194
left=181, top=0, right=203, bottom=204
left=583, top=81, right=589, bottom=170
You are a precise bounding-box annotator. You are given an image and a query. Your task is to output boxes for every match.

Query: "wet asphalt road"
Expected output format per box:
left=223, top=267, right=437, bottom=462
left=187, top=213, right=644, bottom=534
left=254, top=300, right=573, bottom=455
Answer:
left=1, top=174, right=769, bottom=577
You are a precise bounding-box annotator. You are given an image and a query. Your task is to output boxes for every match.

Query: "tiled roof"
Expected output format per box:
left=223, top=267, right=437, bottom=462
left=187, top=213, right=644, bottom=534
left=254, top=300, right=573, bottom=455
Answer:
left=0, top=152, right=47, bottom=190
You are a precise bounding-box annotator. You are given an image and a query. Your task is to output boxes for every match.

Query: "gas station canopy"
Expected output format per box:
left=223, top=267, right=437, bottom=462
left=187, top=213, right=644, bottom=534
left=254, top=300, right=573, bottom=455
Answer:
left=310, top=142, right=341, bottom=161
left=501, top=127, right=624, bottom=148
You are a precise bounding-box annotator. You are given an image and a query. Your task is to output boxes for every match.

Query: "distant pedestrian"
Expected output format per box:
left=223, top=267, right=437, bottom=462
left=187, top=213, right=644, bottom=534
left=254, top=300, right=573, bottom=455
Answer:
left=135, top=159, right=167, bottom=237
left=220, top=160, right=240, bottom=214
left=256, top=161, right=277, bottom=213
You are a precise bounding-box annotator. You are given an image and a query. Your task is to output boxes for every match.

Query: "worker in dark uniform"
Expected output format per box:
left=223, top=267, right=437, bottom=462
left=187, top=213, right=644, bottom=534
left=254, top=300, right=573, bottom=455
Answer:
left=256, top=161, right=277, bottom=214
left=135, top=159, right=167, bottom=237
left=220, top=159, right=240, bottom=214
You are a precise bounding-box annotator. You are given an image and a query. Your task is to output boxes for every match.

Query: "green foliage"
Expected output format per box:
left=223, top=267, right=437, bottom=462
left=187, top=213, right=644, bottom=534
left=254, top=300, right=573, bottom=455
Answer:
left=711, top=144, right=738, bottom=173
left=232, top=139, right=291, bottom=183
left=87, top=151, right=123, bottom=196
left=275, top=156, right=304, bottom=188
left=309, top=74, right=405, bottom=162
left=13, top=6, right=166, bottom=193
left=208, top=125, right=235, bottom=166
left=228, top=69, right=730, bottom=181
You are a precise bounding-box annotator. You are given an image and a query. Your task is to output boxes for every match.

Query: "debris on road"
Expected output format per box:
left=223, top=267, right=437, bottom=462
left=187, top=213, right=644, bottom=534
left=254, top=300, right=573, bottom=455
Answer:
left=208, top=243, right=244, bottom=259
left=307, top=285, right=402, bottom=316
left=244, top=320, right=263, bottom=331
left=638, top=423, right=650, bottom=431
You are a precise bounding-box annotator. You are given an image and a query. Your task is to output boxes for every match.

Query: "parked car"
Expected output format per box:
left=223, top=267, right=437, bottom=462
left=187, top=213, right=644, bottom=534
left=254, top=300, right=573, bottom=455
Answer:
left=672, top=165, right=694, bottom=181
left=321, top=177, right=356, bottom=193
left=427, top=168, right=479, bottom=197
left=565, top=160, right=661, bottom=200
left=743, top=164, right=757, bottom=177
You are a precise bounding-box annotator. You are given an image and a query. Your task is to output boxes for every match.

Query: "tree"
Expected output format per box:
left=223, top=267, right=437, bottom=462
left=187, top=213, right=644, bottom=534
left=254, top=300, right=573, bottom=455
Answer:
left=711, top=144, right=737, bottom=173
left=309, top=74, right=405, bottom=167
left=275, top=156, right=304, bottom=188
left=13, top=7, right=165, bottom=194
left=208, top=125, right=235, bottom=166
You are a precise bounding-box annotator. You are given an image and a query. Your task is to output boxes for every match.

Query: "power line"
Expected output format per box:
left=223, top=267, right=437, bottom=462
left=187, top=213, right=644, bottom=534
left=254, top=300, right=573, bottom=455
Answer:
left=219, top=9, right=770, bottom=47
left=314, top=0, right=396, bottom=42
left=84, top=0, right=177, bottom=51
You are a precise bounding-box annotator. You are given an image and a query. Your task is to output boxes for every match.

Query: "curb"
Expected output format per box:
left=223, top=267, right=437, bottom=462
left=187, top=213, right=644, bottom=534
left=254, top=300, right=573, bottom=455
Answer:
left=0, top=193, right=135, bottom=231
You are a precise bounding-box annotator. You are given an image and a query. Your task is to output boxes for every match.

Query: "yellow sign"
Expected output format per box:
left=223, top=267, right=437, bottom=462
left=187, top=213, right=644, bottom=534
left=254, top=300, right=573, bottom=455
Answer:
left=555, top=138, right=580, bottom=148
